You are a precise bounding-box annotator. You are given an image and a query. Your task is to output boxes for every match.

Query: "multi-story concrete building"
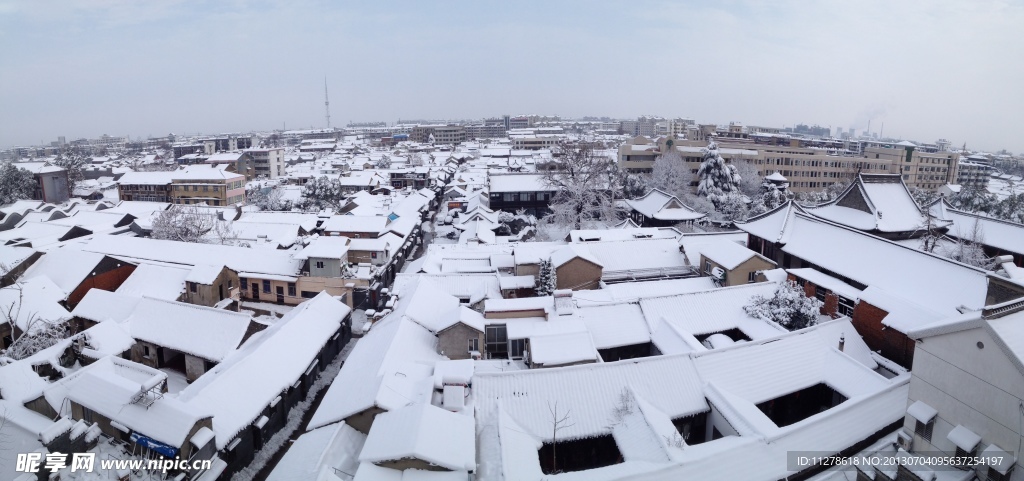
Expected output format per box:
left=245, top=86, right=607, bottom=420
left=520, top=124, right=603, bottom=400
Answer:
left=617, top=136, right=956, bottom=193
left=117, top=171, right=174, bottom=202
left=956, top=153, right=993, bottom=190
left=117, top=167, right=246, bottom=206
left=409, top=124, right=462, bottom=144
left=900, top=302, right=1024, bottom=481
left=247, top=147, right=285, bottom=179
left=465, top=119, right=508, bottom=139
left=862, top=141, right=959, bottom=190
left=205, top=151, right=253, bottom=179
left=171, top=169, right=246, bottom=206
left=432, top=125, right=467, bottom=145
left=199, top=134, right=253, bottom=154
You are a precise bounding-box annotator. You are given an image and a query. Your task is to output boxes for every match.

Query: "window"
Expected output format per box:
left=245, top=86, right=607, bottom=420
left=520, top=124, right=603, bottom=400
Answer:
left=371, top=252, right=378, bottom=259
left=814, top=288, right=827, bottom=302
left=954, top=446, right=976, bottom=469
left=485, top=325, right=508, bottom=359
left=315, top=261, right=325, bottom=269
left=747, top=272, right=757, bottom=283
left=189, top=282, right=197, bottom=293
left=914, top=419, right=934, bottom=441
left=240, top=277, right=248, bottom=290
left=987, top=466, right=1013, bottom=481
left=508, top=339, right=527, bottom=359
left=838, top=297, right=855, bottom=317
left=262, top=280, right=271, bottom=293
left=143, top=345, right=152, bottom=358
left=81, top=405, right=95, bottom=423
left=468, top=338, right=479, bottom=352
left=287, top=283, right=296, bottom=296
left=704, top=261, right=711, bottom=274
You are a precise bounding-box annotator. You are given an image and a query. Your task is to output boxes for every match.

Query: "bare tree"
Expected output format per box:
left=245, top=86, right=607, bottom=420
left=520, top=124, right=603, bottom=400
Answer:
left=732, top=159, right=763, bottom=199
left=540, top=141, right=623, bottom=237
left=0, top=271, right=68, bottom=364
left=150, top=205, right=236, bottom=244
left=547, top=401, right=575, bottom=474
left=940, top=218, right=993, bottom=269
left=650, top=150, right=693, bottom=200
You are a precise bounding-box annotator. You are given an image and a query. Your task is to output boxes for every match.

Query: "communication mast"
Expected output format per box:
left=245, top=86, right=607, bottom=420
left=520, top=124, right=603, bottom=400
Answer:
left=324, top=77, right=331, bottom=129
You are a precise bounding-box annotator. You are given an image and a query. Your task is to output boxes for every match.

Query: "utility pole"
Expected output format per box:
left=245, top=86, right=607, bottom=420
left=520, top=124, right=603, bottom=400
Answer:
left=324, top=77, right=331, bottom=129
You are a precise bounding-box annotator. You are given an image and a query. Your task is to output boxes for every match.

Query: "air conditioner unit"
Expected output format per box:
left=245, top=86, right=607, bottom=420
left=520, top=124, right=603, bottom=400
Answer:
left=711, top=266, right=726, bottom=281
left=896, top=430, right=913, bottom=452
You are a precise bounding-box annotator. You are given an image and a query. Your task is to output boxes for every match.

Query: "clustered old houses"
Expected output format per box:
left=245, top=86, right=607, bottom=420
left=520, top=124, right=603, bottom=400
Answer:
left=3, top=288, right=353, bottom=480
left=5, top=132, right=1024, bottom=481
left=264, top=167, right=1024, bottom=481
left=0, top=178, right=437, bottom=479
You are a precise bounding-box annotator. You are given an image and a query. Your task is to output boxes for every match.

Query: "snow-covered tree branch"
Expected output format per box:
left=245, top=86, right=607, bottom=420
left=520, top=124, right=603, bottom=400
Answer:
left=743, top=280, right=823, bottom=330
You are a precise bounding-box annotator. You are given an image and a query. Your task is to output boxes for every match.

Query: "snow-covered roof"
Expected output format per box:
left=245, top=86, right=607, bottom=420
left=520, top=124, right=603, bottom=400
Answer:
left=806, top=174, right=932, bottom=233
left=475, top=354, right=709, bottom=442
left=550, top=243, right=603, bottom=268
left=21, top=249, right=110, bottom=299
left=78, top=319, right=135, bottom=358
left=179, top=293, right=350, bottom=448
left=736, top=201, right=803, bottom=244
left=568, top=227, right=679, bottom=243
left=779, top=213, right=991, bottom=317
left=640, top=283, right=786, bottom=347
left=686, top=238, right=766, bottom=270
left=0, top=276, right=72, bottom=333
left=625, top=189, right=705, bottom=221
left=115, top=263, right=189, bottom=301
left=294, top=236, right=350, bottom=260
left=583, top=238, right=688, bottom=273
left=71, top=289, right=142, bottom=324
left=234, top=211, right=320, bottom=233
left=308, top=280, right=445, bottom=430
left=488, top=173, right=552, bottom=193
left=266, top=422, right=366, bottom=481
left=572, top=277, right=717, bottom=306
left=484, top=296, right=553, bottom=314
left=529, top=331, right=600, bottom=366
left=81, top=234, right=302, bottom=278
left=786, top=268, right=863, bottom=301
left=42, top=356, right=208, bottom=448
left=359, top=402, right=476, bottom=472
left=939, top=203, right=1024, bottom=256
left=128, top=297, right=251, bottom=362
left=321, top=215, right=390, bottom=234
left=393, top=273, right=502, bottom=305
left=575, top=302, right=651, bottom=349
left=478, top=318, right=906, bottom=481
left=0, top=245, right=37, bottom=271
left=402, top=280, right=462, bottom=333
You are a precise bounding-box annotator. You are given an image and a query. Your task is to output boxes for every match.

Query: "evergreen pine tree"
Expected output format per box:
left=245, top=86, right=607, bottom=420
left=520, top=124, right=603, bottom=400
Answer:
left=696, top=138, right=740, bottom=202
left=535, top=258, right=557, bottom=296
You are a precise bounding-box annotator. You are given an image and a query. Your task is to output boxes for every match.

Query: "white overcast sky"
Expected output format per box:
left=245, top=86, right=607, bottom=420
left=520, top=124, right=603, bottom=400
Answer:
left=1, top=0, right=1021, bottom=152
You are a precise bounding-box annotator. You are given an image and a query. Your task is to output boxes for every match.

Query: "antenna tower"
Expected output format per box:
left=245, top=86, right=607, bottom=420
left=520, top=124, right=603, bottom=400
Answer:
left=324, top=77, right=331, bottom=129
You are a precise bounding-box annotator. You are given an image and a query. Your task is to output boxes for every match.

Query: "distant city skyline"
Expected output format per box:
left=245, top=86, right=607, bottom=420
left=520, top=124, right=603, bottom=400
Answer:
left=1, top=1, right=1021, bottom=153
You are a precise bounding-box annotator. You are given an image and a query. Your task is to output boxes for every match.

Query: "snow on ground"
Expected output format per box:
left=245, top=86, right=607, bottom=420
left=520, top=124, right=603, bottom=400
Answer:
left=230, top=337, right=359, bottom=481
left=351, top=310, right=369, bottom=335
left=239, top=301, right=294, bottom=316
left=161, top=368, right=189, bottom=395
